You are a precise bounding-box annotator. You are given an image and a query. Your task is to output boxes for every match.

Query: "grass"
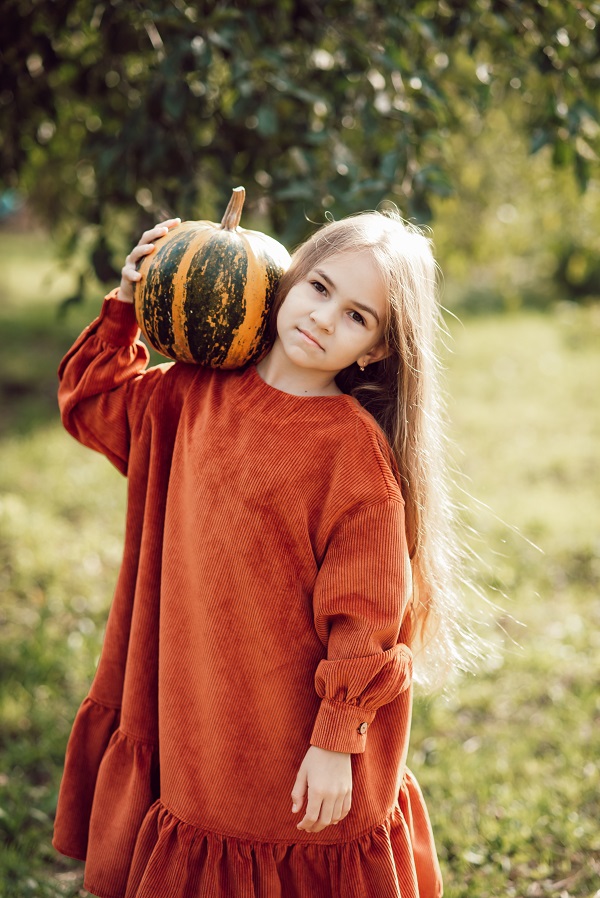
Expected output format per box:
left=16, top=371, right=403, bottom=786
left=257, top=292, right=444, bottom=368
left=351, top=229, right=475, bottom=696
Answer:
left=0, top=232, right=599, bottom=897
left=411, top=307, right=600, bottom=897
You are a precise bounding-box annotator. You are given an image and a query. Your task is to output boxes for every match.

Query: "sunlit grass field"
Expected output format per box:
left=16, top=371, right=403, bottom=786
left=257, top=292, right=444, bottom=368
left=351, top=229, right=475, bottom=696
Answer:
left=1, top=232, right=599, bottom=897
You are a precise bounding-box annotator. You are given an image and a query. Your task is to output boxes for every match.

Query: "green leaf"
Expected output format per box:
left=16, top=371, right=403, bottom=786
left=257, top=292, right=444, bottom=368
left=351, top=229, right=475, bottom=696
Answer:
left=273, top=181, right=313, bottom=201
left=380, top=150, right=400, bottom=182
left=257, top=105, right=278, bottom=137
left=530, top=129, right=552, bottom=155
left=163, top=83, right=187, bottom=121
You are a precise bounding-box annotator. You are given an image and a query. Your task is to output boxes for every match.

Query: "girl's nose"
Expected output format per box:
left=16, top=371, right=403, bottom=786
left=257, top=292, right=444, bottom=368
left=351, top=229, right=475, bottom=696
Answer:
left=309, top=308, right=335, bottom=332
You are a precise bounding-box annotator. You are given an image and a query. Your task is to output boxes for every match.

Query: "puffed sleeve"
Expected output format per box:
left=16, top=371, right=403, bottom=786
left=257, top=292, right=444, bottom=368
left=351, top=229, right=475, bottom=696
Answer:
left=310, top=498, right=413, bottom=754
left=58, top=290, right=172, bottom=474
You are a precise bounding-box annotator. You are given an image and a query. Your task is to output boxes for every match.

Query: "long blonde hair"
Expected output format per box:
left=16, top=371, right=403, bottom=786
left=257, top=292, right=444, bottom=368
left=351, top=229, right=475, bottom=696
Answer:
left=269, top=209, right=481, bottom=687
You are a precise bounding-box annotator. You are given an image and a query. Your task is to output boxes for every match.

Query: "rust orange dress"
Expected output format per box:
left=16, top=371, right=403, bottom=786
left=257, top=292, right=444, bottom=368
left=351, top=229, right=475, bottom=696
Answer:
left=53, top=293, right=443, bottom=898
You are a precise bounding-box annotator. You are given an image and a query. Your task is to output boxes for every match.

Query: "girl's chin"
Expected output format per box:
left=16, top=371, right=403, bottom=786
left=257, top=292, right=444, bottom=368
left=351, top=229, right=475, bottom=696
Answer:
left=281, top=348, right=331, bottom=372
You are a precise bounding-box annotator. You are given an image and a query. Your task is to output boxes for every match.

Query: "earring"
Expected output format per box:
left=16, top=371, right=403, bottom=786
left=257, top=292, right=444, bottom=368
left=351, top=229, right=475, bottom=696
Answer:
left=358, top=362, right=365, bottom=371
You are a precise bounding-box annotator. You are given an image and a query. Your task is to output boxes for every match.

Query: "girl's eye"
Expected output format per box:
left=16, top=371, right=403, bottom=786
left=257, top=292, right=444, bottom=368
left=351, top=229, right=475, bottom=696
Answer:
left=349, top=310, right=366, bottom=326
left=311, top=280, right=327, bottom=295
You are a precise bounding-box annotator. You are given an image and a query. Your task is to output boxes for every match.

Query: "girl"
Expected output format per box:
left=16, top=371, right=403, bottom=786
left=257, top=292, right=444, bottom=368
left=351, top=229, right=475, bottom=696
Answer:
left=53, top=209, right=458, bottom=898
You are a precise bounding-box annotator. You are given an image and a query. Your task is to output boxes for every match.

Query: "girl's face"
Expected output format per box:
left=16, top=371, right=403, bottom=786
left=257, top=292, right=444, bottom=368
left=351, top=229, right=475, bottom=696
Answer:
left=274, top=250, right=390, bottom=377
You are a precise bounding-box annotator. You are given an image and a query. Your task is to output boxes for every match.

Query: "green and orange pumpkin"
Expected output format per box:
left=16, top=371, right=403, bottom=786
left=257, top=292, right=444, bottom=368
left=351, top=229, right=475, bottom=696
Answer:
left=134, top=187, right=290, bottom=368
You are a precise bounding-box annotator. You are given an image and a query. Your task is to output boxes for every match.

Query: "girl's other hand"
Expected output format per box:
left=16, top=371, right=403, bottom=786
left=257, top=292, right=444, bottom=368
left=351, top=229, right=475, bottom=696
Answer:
left=116, top=218, right=181, bottom=303
left=291, top=745, right=352, bottom=833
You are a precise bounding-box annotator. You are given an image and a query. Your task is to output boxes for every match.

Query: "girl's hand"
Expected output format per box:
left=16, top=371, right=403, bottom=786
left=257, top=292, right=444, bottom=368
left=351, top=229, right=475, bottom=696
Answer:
left=291, top=745, right=352, bottom=833
left=116, top=218, right=181, bottom=304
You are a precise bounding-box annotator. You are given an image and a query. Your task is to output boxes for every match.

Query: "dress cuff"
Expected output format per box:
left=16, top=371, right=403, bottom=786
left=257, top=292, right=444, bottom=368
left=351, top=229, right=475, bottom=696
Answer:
left=309, top=700, right=376, bottom=754
left=98, top=288, right=141, bottom=346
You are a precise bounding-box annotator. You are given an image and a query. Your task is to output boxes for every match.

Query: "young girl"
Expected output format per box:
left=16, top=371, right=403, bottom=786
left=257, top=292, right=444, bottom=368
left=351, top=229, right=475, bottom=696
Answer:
left=52, top=209, right=458, bottom=898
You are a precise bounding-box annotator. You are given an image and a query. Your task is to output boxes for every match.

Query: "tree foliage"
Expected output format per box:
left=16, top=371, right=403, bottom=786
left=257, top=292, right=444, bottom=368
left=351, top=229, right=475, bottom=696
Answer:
left=1, top=0, right=599, bottom=284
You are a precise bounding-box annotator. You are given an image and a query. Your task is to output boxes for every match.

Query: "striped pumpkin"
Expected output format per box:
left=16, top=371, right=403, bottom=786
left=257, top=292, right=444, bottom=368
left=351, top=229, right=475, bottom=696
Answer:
left=134, top=187, right=290, bottom=367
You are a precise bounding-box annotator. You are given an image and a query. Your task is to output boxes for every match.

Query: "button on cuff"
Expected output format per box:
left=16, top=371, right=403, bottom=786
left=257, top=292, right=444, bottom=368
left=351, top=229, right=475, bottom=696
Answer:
left=310, top=699, right=376, bottom=754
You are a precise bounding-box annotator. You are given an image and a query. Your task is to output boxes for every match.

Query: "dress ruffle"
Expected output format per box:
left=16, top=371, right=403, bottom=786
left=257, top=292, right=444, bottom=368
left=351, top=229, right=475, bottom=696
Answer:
left=125, top=801, right=403, bottom=898
left=118, top=776, right=442, bottom=898
left=52, top=696, right=121, bottom=861
left=53, top=697, right=160, bottom=897
left=55, top=700, right=442, bottom=898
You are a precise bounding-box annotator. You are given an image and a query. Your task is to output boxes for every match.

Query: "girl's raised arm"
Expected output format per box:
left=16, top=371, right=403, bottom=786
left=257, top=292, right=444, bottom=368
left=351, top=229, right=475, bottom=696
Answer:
left=58, top=220, right=181, bottom=475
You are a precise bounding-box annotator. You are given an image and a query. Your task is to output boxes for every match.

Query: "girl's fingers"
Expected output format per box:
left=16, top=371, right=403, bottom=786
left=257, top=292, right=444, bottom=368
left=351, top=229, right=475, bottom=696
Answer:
left=297, top=793, right=322, bottom=832
left=126, top=217, right=181, bottom=272
left=129, top=243, right=156, bottom=263
left=330, top=795, right=346, bottom=825
left=121, top=245, right=154, bottom=284
left=296, top=790, right=351, bottom=830
left=139, top=226, right=167, bottom=245
left=290, top=767, right=307, bottom=814
left=340, top=792, right=352, bottom=820
left=119, top=220, right=181, bottom=298
left=316, top=797, right=337, bottom=830
left=140, top=218, right=181, bottom=245
left=121, top=265, right=141, bottom=284
left=156, top=217, right=181, bottom=228
left=316, top=792, right=351, bottom=830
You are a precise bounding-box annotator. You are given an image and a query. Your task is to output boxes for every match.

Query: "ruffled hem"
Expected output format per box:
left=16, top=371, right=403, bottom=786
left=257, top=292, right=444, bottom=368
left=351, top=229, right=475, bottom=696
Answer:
left=53, top=696, right=160, bottom=897
left=80, top=800, right=410, bottom=898
left=55, top=699, right=442, bottom=898
left=53, top=696, right=122, bottom=860
left=84, top=778, right=441, bottom=898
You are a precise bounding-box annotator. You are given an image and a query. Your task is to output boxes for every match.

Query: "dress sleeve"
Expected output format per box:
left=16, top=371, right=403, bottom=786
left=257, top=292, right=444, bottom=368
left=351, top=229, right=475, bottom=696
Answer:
left=310, top=499, right=413, bottom=754
left=57, top=289, right=172, bottom=475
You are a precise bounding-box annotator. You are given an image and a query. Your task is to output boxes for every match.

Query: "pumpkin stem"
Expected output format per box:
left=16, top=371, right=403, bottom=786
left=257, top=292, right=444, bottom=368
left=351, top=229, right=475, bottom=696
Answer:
left=220, top=187, right=246, bottom=230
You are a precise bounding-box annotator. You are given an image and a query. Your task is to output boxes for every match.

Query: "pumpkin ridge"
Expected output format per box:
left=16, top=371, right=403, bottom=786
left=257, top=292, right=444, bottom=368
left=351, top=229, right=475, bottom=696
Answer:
left=183, top=233, right=248, bottom=366
left=138, top=224, right=199, bottom=357
left=224, top=240, right=277, bottom=367
left=170, top=224, right=220, bottom=362
left=223, top=240, right=262, bottom=367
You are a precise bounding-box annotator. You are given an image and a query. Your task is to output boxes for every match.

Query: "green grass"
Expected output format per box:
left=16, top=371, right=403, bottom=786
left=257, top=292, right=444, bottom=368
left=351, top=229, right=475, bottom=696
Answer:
left=0, top=233, right=598, bottom=896
left=411, top=307, right=600, bottom=897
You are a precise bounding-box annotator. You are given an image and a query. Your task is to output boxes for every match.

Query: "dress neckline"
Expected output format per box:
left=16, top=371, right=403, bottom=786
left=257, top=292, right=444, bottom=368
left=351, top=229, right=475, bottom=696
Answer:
left=236, top=364, right=357, bottom=413
left=247, top=365, right=354, bottom=402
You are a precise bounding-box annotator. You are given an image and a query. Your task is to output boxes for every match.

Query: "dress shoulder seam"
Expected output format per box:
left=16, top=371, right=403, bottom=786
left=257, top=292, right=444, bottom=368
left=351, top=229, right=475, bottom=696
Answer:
left=349, top=408, right=403, bottom=502
left=323, top=495, right=406, bottom=557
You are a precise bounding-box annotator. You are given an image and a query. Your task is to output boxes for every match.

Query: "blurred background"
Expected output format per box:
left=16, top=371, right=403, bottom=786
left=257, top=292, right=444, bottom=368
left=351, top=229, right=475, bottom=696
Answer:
left=1, top=1, right=599, bottom=896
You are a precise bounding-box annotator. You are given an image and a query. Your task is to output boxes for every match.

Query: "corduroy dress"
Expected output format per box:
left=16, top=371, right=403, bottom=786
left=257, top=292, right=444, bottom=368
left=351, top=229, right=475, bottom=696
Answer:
left=53, top=292, right=443, bottom=898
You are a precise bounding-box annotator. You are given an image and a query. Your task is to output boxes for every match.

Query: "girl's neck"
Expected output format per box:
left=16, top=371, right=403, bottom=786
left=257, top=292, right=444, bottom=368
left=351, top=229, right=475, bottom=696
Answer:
left=255, top=344, right=343, bottom=397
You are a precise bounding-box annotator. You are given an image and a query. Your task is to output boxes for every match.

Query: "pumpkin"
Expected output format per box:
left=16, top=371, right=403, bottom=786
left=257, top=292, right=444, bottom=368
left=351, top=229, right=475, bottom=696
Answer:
left=134, top=187, right=290, bottom=368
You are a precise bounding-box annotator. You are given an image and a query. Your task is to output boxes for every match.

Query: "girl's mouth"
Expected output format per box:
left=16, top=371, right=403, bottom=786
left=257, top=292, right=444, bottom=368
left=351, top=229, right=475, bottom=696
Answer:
left=297, top=328, right=324, bottom=350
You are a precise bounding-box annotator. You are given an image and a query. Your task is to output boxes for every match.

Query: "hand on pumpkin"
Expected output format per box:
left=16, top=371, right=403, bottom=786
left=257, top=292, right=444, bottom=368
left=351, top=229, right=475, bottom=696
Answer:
left=291, top=745, right=352, bottom=833
left=116, top=218, right=181, bottom=304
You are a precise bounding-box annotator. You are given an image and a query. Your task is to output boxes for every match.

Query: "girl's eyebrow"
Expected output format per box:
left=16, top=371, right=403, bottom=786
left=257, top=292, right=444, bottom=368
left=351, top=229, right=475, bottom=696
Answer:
left=314, top=268, right=381, bottom=325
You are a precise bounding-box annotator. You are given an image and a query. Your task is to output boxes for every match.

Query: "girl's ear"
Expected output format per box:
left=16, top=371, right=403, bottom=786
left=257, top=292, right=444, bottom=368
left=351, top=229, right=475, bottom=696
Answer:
left=361, top=340, right=391, bottom=367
